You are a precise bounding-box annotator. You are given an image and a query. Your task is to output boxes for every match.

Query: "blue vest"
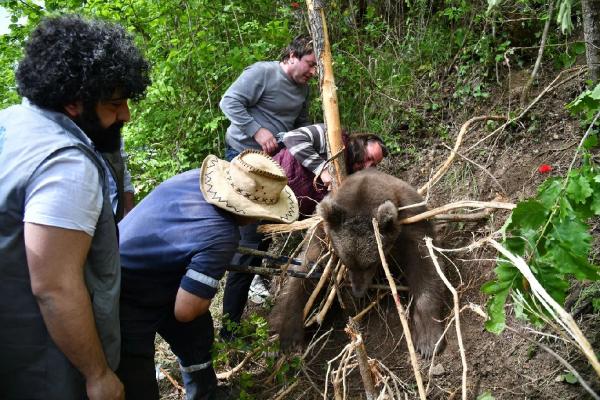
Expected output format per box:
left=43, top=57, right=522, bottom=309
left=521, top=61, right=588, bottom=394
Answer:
left=0, top=101, right=121, bottom=399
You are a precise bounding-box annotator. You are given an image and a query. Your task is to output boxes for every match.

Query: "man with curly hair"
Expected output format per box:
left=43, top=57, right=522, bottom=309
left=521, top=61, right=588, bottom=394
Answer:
left=0, top=15, right=150, bottom=400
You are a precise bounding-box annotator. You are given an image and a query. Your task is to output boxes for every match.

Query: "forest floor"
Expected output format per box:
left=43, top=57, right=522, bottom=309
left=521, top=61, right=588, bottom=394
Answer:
left=156, top=62, right=600, bottom=399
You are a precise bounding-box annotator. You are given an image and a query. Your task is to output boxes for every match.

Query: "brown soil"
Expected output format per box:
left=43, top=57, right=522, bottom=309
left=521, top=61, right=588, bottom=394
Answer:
left=158, top=66, right=600, bottom=399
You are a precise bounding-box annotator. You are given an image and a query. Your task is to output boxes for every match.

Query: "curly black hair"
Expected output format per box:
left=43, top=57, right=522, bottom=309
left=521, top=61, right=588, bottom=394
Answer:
left=16, top=14, right=150, bottom=111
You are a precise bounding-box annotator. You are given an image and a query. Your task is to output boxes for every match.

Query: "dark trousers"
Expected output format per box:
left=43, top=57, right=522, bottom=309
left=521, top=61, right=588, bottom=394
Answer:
left=220, top=222, right=270, bottom=338
left=220, top=145, right=270, bottom=338
left=116, top=299, right=217, bottom=400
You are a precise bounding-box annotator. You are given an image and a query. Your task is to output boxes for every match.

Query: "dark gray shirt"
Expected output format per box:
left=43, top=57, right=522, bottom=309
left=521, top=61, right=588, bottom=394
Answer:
left=220, top=61, right=310, bottom=152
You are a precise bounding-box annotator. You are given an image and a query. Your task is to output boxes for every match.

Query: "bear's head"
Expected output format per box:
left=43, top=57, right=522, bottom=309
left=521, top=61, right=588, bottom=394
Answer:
left=318, top=198, right=402, bottom=297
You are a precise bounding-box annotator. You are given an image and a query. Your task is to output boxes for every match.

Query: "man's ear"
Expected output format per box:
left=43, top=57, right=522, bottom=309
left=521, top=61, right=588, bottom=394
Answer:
left=63, top=101, right=83, bottom=118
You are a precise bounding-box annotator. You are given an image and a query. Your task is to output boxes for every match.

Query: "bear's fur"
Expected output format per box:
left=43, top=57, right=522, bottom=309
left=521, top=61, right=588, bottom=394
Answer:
left=269, top=169, right=446, bottom=358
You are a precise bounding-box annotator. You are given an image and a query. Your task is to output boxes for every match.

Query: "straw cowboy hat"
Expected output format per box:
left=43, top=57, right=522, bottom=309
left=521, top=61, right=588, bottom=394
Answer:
left=200, top=150, right=299, bottom=223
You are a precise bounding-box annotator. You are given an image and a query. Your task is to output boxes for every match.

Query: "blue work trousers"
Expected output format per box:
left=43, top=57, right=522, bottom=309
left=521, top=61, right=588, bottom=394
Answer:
left=116, top=294, right=217, bottom=400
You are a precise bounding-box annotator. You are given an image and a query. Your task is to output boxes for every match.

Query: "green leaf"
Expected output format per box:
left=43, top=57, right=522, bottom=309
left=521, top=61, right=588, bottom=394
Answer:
left=557, top=0, right=574, bottom=34
left=566, top=175, right=593, bottom=204
left=495, top=261, right=519, bottom=281
left=537, top=179, right=562, bottom=208
left=534, top=264, right=570, bottom=302
left=572, top=42, right=586, bottom=55
left=590, top=83, right=600, bottom=100
left=583, top=133, right=599, bottom=149
left=484, top=287, right=509, bottom=334
left=550, top=218, right=591, bottom=257
left=592, top=196, right=600, bottom=215
left=503, top=235, right=527, bottom=254
left=508, top=200, right=548, bottom=230
left=593, top=297, right=600, bottom=312
left=481, top=279, right=513, bottom=295
left=477, top=392, right=495, bottom=400
left=563, top=372, right=578, bottom=384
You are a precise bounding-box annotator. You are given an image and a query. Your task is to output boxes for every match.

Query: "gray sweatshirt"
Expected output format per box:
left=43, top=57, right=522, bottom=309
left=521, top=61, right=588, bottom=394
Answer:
left=220, top=61, right=310, bottom=152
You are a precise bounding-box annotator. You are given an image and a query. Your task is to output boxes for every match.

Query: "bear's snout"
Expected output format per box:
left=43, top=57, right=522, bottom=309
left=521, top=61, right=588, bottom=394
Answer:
left=348, top=268, right=376, bottom=298
left=351, top=283, right=368, bottom=298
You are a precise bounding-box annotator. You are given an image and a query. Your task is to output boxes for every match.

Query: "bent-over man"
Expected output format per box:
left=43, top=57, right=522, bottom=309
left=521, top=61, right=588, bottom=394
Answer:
left=274, top=123, right=388, bottom=217
left=116, top=151, right=298, bottom=400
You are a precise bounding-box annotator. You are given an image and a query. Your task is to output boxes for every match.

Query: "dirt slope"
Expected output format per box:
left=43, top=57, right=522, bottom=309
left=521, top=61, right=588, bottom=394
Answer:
left=261, top=67, right=600, bottom=399
left=157, top=66, right=600, bottom=399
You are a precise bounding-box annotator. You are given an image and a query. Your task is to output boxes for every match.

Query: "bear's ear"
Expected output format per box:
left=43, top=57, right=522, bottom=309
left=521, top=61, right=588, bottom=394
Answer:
left=376, top=200, right=398, bottom=233
left=318, top=196, right=344, bottom=228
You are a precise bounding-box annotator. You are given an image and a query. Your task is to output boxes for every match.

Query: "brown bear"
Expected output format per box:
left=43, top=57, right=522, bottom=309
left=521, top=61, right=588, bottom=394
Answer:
left=269, top=168, right=446, bottom=358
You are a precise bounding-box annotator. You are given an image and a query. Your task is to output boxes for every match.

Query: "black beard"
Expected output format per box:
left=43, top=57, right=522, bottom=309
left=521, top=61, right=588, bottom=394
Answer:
left=73, top=107, right=123, bottom=153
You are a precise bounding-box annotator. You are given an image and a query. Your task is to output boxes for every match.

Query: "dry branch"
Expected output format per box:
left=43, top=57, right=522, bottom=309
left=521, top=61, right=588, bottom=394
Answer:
left=160, top=367, right=185, bottom=394
left=346, top=319, right=377, bottom=400
left=352, top=292, right=389, bottom=323
left=259, top=200, right=515, bottom=234
left=271, top=380, right=300, bottom=400
left=466, top=304, right=600, bottom=399
left=306, top=0, right=346, bottom=187
left=465, top=66, right=586, bottom=154
left=307, top=263, right=346, bottom=326
left=486, top=238, right=600, bottom=377
left=216, top=347, right=261, bottom=380
left=520, top=0, right=555, bottom=107
left=425, top=238, right=467, bottom=400
left=258, top=216, right=321, bottom=234
left=399, top=200, right=515, bottom=224
left=418, top=115, right=506, bottom=196
left=434, top=210, right=494, bottom=222
left=372, top=218, right=426, bottom=400
left=304, top=256, right=338, bottom=319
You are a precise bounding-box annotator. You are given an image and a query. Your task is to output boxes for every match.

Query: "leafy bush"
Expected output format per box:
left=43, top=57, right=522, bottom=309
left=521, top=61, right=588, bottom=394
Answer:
left=483, top=85, right=600, bottom=333
left=0, top=0, right=584, bottom=198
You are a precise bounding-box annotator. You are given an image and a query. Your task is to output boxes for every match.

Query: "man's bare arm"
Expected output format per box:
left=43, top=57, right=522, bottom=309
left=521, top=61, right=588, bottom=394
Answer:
left=174, top=287, right=211, bottom=322
left=25, top=223, right=124, bottom=400
left=123, top=191, right=135, bottom=216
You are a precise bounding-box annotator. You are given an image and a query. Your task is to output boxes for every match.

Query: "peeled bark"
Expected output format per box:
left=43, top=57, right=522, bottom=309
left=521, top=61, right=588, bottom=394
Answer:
left=305, top=0, right=346, bottom=190
left=582, top=0, right=600, bottom=84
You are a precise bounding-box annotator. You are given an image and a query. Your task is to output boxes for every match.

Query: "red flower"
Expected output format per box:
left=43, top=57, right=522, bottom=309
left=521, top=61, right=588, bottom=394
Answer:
left=538, top=164, right=552, bottom=174
left=291, top=2, right=300, bottom=8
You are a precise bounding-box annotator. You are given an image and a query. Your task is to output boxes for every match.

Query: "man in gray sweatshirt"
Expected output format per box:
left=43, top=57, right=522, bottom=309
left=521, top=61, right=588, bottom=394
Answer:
left=220, top=35, right=316, bottom=157
left=219, top=35, right=317, bottom=337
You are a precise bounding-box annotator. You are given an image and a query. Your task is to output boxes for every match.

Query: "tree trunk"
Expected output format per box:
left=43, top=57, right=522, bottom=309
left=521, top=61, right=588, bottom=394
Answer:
left=305, top=0, right=347, bottom=190
left=582, top=0, right=600, bottom=84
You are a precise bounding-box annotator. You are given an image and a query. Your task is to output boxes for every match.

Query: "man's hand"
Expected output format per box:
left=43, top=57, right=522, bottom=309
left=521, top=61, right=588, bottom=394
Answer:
left=319, top=168, right=333, bottom=190
left=86, top=369, right=124, bottom=400
left=253, top=128, right=278, bottom=155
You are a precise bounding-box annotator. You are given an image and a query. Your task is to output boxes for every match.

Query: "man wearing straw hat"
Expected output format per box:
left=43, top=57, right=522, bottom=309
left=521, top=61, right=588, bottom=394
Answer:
left=115, top=150, right=298, bottom=400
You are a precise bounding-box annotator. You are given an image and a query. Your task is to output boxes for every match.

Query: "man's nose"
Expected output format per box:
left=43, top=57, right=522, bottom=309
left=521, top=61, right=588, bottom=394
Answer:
left=118, top=102, right=131, bottom=122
